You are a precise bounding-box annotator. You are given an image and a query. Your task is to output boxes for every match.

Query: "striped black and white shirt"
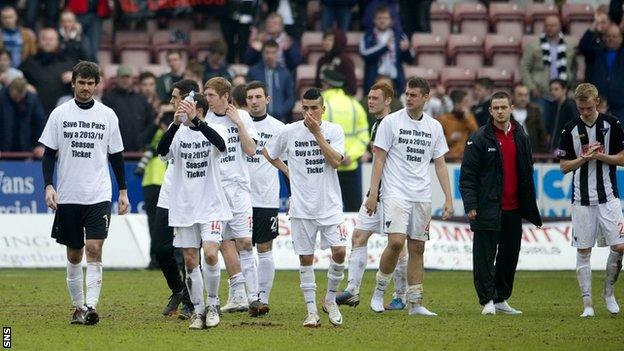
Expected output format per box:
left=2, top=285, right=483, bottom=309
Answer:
left=557, top=113, right=624, bottom=205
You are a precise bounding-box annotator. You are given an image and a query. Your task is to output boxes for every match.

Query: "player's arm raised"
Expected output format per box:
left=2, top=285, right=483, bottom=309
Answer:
left=226, top=104, right=256, bottom=156
left=304, top=113, right=343, bottom=168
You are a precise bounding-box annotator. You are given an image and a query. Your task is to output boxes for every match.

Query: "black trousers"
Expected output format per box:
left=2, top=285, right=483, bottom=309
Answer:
left=338, top=165, right=362, bottom=212
left=143, top=185, right=160, bottom=266
left=473, top=210, right=523, bottom=305
left=153, top=206, right=186, bottom=295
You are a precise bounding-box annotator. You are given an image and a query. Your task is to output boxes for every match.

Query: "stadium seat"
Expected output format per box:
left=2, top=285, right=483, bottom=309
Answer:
left=484, top=34, right=521, bottom=72
left=477, top=67, right=514, bottom=90
left=561, top=3, right=594, bottom=37
left=152, top=30, right=189, bottom=65
left=307, top=51, right=324, bottom=66
left=448, top=34, right=484, bottom=71
left=114, top=30, right=151, bottom=64
left=301, top=31, right=324, bottom=59
left=526, top=3, right=559, bottom=34
left=412, top=33, right=447, bottom=70
left=403, top=65, right=440, bottom=87
left=345, top=31, right=361, bottom=54
left=430, top=1, right=452, bottom=38
left=102, top=64, right=121, bottom=80
left=347, top=53, right=364, bottom=71
left=189, top=30, right=222, bottom=60
left=168, top=18, right=194, bottom=33
left=489, top=3, right=525, bottom=38
left=120, top=50, right=151, bottom=67
left=453, top=3, right=489, bottom=37
left=97, top=49, right=113, bottom=65
left=296, top=64, right=316, bottom=97
left=140, top=64, right=169, bottom=77
left=440, top=66, right=476, bottom=92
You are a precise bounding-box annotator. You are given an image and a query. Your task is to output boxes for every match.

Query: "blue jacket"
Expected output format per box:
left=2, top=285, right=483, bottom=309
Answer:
left=579, top=30, right=624, bottom=121
left=244, top=40, right=303, bottom=71
left=359, top=28, right=414, bottom=94
left=247, top=62, right=295, bottom=122
left=0, top=88, right=45, bottom=151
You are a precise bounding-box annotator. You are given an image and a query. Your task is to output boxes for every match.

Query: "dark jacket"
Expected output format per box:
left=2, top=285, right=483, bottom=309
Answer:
left=0, top=88, right=45, bottom=151
left=247, top=62, right=295, bottom=122
left=59, top=35, right=92, bottom=62
left=315, top=28, right=357, bottom=96
left=359, top=27, right=414, bottom=94
left=579, top=30, right=624, bottom=120
left=244, top=35, right=303, bottom=71
left=102, top=87, right=154, bottom=152
left=202, top=61, right=232, bottom=82
left=471, top=98, right=491, bottom=127
left=549, top=98, right=578, bottom=152
left=156, top=72, right=183, bottom=104
left=513, top=103, right=548, bottom=153
left=19, top=51, right=76, bottom=117
left=459, top=119, right=542, bottom=232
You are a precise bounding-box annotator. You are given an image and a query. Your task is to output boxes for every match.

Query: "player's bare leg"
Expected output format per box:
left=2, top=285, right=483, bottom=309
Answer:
left=202, top=242, right=221, bottom=327
left=323, top=245, right=345, bottom=326
left=256, top=240, right=274, bottom=315
left=406, top=238, right=436, bottom=316
left=337, top=229, right=372, bottom=307
left=371, top=233, right=405, bottom=312
left=387, top=244, right=408, bottom=310
left=67, top=247, right=85, bottom=324
left=299, top=255, right=320, bottom=327
left=577, top=248, right=594, bottom=317
left=83, top=239, right=104, bottom=325
left=220, top=240, right=247, bottom=312
left=604, top=244, right=624, bottom=314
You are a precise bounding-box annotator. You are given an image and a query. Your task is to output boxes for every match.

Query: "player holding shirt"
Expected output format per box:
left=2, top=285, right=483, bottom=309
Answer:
left=264, top=88, right=347, bottom=327
left=366, top=77, right=453, bottom=316
left=39, top=61, right=130, bottom=325
left=203, top=77, right=266, bottom=316
left=337, top=81, right=408, bottom=310
left=245, top=81, right=286, bottom=309
left=557, top=83, right=624, bottom=317
left=157, top=93, right=231, bottom=329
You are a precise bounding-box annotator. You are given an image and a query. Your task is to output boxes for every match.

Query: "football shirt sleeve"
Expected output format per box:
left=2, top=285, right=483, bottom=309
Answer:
left=265, top=126, right=288, bottom=160
left=556, top=126, right=576, bottom=160
left=38, top=112, right=59, bottom=150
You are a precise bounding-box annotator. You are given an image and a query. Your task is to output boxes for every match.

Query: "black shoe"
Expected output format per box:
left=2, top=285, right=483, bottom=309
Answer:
left=84, top=306, right=99, bottom=325
left=70, top=308, right=85, bottom=324
left=249, top=300, right=269, bottom=317
left=162, top=292, right=183, bottom=316
left=178, top=302, right=194, bottom=320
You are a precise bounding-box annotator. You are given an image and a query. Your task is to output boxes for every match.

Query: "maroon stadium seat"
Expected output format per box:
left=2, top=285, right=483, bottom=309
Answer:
left=189, top=30, right=222, bottom=60
left=345, top=32, right=361, bottom=54
left=152, top=30, right=189, bottom=65
left=307, top=51, right=324, bottom=66
left=301, top=31, right=324, bottom=59
left=561, top=3, right=594, bottom=37
left=430, top=2, right=452, bottom=38
left=140, top=64, right=169, bottom=77
left=114, top=30, right=151, bottom=64
left=453, top=3, right=489, bottom=37
left=484, top=34, right=521, bottom=72
left=441, top=66, right=476, bottom=92
left=526, top=3, right=559, bottom=34
left=120, top=50, right=151, bottom=67
left=403, top=65, right=440, bottom=87
left=489, top=3, right=525, bottom=38
left=412, top=33, right=448, bottom=70
left=448, top=34, right=484, bottom=71
left=97, top=48, right=112, bottom=65
left=296, top=64, right=316, bottom=97
left=478, top=67, right=514, bottom=90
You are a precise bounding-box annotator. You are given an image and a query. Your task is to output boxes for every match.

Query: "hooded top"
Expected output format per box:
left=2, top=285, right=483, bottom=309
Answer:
left=315, top=28, right=357, bottom=96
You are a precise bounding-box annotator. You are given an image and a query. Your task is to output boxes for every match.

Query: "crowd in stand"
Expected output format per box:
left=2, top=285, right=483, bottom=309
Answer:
left=2, top=0, right=624, bottom=162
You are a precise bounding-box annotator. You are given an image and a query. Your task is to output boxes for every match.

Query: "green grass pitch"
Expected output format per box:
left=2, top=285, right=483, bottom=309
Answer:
left=1, top=269, right=623, bottom=350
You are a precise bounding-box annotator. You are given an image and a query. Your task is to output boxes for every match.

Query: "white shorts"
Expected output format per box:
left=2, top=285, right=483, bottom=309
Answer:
left=354, top=196, right=382, bottom=233
left=381, top=197, right=431, bottom=241
left=571, top=199, right=624, bottom=249
left=223, top=185, right=253, bottom=240
left=290, top=217, right=347, bottom=255
left=173, top=221, right=223, bottom=248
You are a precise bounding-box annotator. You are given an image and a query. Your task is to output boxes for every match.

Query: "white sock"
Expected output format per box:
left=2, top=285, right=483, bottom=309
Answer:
left=326, top=259, right=345, bottom=302
left=85, top=262, right=102, bottom=308
left=406, top=284, right=423, bottom=305
left=230, top=272, right=246, bottom=300
left=605, top=249, right=623, bottom=297
left=393, top=255, right=408, bottom=301
left=240, top=250, right=259, bottom=302
left=202, top=261, right=221, bottom=306
left=346, top=246, right=367, bottom=295
left=66, top=261, right=84, bottom=308
left=186, top=267, right=206, bottom=315
left=299, top=265, right=317, bottom=315
left=257, top=251, right=275, bottom=304
left=576, top=252, right=592, bottom=307
left=374, top=271, right=392, bottom=296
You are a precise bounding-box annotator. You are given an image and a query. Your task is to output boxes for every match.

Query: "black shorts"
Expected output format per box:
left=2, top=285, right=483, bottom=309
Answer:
left=252, top=207, right=279, bottom=245
left=51, top=201, right=111, bottom=249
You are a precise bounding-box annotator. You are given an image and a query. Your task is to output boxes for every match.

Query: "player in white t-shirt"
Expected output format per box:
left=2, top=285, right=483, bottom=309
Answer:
left=157, top=92, right=232, bottom=329
left=245, top=81, right=286, bottom=309
left=38, top=61, right=130, bottom=325
left=264, top=88, right=347, bottom=327
left=203, top=77, right=266, bottom=316
left=336, top=81, right=408, bottom=310
left=366, top=77, right=453, bottom=316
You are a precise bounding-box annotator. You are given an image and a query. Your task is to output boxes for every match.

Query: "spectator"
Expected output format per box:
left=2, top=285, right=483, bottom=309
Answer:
left=360, top=5, right=414, bottom=95
left=232, top=73, right=247, bottom=87
left=202, top=39, right=232, bottom=82
left=399, top=0, right=431, bottom=36
left=139, top=71, right=161, bottom=113
left=321, top=69, right=369, bottom=212
left=25, top=0, right=60, bottom=30
left=245, top=12, right=303, bottom=71
left=471, top=77, right=493, bottom=127
left=511, top=84, right=548, bottom=153
left=220, top=0, right=258, bottom=63
left=183, top=61, right=204, bottom=92
left=102, top=65, right=155, bottom=152
left=0, top=48, right=22, bottom=88
left=156, top=50, right=185, bottom=103
left=548, top=79, right=578, bottom=153
left=361, top=0, right=401, bottom=32
left=520, top=15, right=577, bottom=121
left=581, top=9, right=612, bottom=83
left=424, top=84, right=452, bottom=118
left=579, top=23, right=624, bottom=123
left=437, top=89, right=478, bottom=157
left=362, top=75, right=403, bottom=130
left=321, top=0, right=357, bottom=31
left=315, top=28, right=357, bottom=96
left=67, top=0, right=111, bottom=63
left=609, top=0, right=623, bottom=26
left=263, top=0, right=307, bottom=41
left=0, top=77, right=45, bottom=155
left=247, top=40, right=295, bottom=122
left=231, top=83, right=248, bottom=110
left=20, top=28, right=76, bottom=117
left=0, top=6, right=36, bottom=68
left=58, top=10, right=91, bottom=62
